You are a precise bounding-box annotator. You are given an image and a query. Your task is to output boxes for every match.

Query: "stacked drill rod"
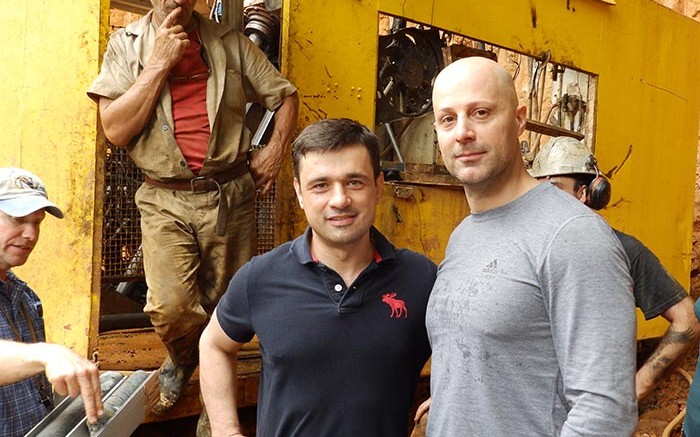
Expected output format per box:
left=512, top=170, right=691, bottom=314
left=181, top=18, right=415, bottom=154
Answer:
left=24, top=370, right=156, bottom=437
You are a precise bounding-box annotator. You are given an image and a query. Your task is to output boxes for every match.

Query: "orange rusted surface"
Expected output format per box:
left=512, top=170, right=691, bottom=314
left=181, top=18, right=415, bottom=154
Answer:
left=96, top=328, right=262, bottom=421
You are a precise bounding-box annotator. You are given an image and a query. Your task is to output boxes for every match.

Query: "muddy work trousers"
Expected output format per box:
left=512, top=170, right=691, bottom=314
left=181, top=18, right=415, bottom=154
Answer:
left=136, top=174, right=256, bottom=365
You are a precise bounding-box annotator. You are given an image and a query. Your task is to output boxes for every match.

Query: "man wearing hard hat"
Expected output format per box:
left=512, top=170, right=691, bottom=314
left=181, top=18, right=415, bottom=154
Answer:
left=531, top=136, right=700, bottom=402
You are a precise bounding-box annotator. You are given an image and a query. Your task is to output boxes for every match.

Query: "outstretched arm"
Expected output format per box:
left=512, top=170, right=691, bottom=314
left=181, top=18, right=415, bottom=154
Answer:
left=98, top=8, right=189, bottom=147
left=636, top=296, right=700, bottom=400
left=199, top=309, right=248, bottom=437
left=249, top=92, right=299, bottom=196
left=0, top=340, right=103, bottom=423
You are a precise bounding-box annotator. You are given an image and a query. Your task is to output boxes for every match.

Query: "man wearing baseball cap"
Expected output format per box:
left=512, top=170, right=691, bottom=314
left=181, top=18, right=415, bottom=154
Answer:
left=0, top=167, right=103, bottom=436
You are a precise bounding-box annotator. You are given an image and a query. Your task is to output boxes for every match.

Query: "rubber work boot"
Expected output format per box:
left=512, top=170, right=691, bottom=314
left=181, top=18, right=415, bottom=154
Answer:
left=152, top=355, right=198, bottom=416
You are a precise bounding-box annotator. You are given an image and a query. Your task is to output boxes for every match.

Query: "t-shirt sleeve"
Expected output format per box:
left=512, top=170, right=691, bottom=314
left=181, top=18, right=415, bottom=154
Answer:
left=215, top=261, right=255, bottom=344
left=541, top=215, right=638, bottom=436
left=622, top=234, right=688, bottom=320
left=87, top=31, right=137, bottom=102
left=237, top=35, right=297, bottom=111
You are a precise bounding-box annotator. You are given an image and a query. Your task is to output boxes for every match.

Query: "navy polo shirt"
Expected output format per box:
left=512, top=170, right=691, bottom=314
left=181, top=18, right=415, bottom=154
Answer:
left=217, top=227, right=436, bottom=437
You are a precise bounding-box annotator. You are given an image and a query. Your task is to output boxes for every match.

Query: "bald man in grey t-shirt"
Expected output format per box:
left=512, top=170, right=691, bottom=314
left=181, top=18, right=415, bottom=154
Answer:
left=426, top=56, right=637, bottom=437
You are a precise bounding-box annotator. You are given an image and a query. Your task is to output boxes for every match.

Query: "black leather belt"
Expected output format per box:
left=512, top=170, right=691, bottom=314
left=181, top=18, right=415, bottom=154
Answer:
left=143, top=160, right=249, bottom=236
left=143, top=160, right=249, bottom=192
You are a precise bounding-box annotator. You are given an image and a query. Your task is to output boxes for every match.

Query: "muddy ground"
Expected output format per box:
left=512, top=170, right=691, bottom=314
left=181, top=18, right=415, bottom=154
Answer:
left=637, top=349, right=696, bottom=437
left=636, top=338, right=697, bottom=437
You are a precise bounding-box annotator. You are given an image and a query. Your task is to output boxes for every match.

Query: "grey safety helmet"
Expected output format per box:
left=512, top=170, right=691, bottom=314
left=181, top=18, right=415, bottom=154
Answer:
left=530, top=136, right=596, bottom=178
left=531, top=136, right=611, bottom=210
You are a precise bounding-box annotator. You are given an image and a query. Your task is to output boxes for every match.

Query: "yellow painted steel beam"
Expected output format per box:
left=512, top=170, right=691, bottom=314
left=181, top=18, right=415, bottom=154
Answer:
left=277, top=0, right=381, bottom=244
left=1, top=1, right=108, bottom=356
left=375, top=183, right=469, bottom=263
left=281, top=0, right=378, bottom=127
left=281, top=0, right=700, bottom=339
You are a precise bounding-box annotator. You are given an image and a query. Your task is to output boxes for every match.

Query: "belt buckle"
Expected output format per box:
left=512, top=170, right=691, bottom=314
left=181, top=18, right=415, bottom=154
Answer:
left=190, top=176, right=212, bottom=193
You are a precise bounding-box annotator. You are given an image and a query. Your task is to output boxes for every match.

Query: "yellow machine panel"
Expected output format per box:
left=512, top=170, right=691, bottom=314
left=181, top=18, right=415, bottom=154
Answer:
left=1, top=0, right=108, bottom=356
left=280, top=0, right=700, bottom=339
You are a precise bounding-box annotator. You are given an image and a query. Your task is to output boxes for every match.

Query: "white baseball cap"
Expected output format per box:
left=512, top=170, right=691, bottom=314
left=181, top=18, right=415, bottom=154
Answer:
left=0, top=167, right=64, bottom=218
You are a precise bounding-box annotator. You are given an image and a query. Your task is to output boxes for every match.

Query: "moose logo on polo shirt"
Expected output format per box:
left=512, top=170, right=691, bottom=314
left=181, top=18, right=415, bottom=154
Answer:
left=382, top=292, right=407, bottom=318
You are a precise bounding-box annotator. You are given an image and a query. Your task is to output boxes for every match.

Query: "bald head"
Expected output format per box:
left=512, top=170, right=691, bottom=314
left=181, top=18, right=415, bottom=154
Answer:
left=430, top=56, right=529, bottom=209
left=433, top=57, right=519, bottom=112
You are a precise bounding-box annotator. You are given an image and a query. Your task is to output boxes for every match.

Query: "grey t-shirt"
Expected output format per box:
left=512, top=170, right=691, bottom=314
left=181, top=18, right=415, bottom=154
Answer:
left=426, top=183, right=638, bottom=437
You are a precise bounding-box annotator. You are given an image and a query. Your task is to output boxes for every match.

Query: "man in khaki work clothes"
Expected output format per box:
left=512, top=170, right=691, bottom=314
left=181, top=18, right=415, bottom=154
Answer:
left=86, top=0, right=299, bottom=418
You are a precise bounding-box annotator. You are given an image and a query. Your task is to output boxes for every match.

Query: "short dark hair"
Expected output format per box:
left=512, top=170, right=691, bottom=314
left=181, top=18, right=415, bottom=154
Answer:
left=572, top=173, right=595, bottom=192
left=291, top=118, right=381, bottom=179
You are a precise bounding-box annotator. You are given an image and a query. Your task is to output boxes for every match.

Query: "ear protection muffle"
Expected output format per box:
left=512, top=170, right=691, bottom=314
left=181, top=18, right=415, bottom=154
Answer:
left=585, top=155, right=611, bottom=210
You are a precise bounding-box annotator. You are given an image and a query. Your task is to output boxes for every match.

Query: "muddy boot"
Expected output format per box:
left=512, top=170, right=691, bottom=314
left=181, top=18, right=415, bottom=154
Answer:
left=196, top=402, right=211, bottom=437
left=151, top=355, right=198, bottom=416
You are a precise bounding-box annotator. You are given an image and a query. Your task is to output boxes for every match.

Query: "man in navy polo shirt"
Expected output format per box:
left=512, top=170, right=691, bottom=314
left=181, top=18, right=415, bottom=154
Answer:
left=199, top=118, right=436, bottom=437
